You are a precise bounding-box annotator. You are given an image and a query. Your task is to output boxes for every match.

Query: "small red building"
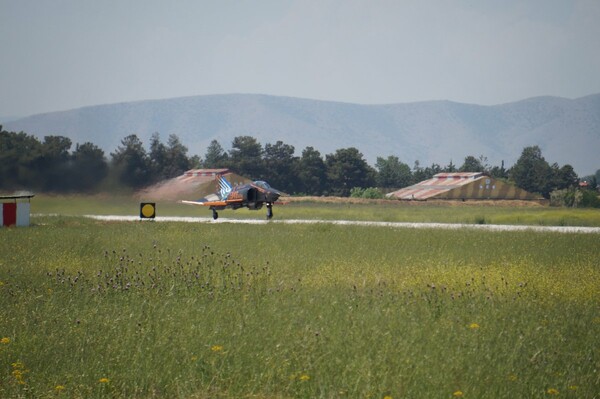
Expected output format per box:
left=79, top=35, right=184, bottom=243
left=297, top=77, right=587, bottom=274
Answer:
left=0, top=194, right=34, bottom=227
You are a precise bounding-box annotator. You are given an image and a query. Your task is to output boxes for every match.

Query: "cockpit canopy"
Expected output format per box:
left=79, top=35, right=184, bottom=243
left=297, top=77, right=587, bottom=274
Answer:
left=253, top=181, right=272, bottom=189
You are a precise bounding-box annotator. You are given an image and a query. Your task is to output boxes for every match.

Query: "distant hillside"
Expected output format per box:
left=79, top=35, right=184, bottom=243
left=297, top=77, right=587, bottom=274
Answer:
left=0, top=115, right=22, bottom=124
left=3, top=93, right=599, bottom=175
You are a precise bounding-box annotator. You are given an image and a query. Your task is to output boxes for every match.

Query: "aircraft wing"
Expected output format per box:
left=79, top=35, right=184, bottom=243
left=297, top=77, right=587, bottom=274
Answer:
left=181, top=193, right=222, bottom=206
left=181, top=200, right=208, bottom=206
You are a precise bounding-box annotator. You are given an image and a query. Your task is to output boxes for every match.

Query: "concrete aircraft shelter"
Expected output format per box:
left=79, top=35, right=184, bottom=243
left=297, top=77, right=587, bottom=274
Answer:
left=386, top=173, right=540, bottom=201
left=138, top=169, right=252, bottom=201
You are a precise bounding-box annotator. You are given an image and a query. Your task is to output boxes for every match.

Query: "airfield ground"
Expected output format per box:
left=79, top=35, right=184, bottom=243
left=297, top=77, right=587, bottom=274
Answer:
left=1, top=196, right=598, bottom=398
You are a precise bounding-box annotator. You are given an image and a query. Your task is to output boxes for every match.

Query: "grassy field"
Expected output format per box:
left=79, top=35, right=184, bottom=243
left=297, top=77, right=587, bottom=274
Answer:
left=1, top=197, right=599, bottom=398
left=31, top=194, right=600, bottom=226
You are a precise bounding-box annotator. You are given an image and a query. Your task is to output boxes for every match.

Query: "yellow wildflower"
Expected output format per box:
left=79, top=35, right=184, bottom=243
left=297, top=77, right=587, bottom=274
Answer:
left=11, top=366, right=27, bottom=385
left=547, top=388, right=559, bottom=395
left=210, top=345, right=224, bottom=352
left=453, top=391, right=464, bottom=397
left=568, top=385, right=578, bottom=391
left=55, top=385, right=66, bottom=391
left=99, top=378, right=110, bottom=383
left=469, top=323, right=480, bottom=329
left=12, top=361, right=25, bottom=369
left=299, top=374, right=310, bottom=381
left=383, top=396, right=393, bottom=399
left=1, top=337, right=10, bottom=344
left=12, top=369, right=24, bottom=378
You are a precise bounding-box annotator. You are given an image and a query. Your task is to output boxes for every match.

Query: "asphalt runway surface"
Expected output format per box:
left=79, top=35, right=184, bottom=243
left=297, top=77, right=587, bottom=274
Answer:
left=83, top=215, right=600, bottom=234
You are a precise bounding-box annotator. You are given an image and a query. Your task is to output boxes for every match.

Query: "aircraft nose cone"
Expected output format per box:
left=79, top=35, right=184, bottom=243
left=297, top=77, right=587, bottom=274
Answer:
left=267, top=191, right=281, bottom=202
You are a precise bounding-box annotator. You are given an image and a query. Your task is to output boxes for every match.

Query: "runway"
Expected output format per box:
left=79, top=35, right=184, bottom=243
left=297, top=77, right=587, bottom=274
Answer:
left=83, top=214, right=600, bottom=234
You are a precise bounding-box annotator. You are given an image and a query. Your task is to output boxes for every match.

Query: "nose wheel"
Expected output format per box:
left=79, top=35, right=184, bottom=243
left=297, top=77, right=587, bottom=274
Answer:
left=266, top=203, right=273, bottom=220
left=212, top=209, right=219, bottom=220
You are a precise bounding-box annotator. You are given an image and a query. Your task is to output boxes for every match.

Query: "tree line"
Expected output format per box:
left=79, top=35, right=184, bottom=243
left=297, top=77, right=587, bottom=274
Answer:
left=1, top=126, right=598, bottom=204
left=0, top=129, right=198, bottom=193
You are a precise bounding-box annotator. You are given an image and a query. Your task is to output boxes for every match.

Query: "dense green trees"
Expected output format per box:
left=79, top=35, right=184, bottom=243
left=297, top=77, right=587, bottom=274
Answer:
left=71, top=142, right=108, bottom=191
left=459, top=155, right=485, bottom=173
left=203, top=140, right=228, bottom=168
left=110, top=133, right=197, bottom=189
left=297, top=146, right=327, bottom=195
left=375, top=156, right=412, bottom=188
left=1, top=126, right=596, bottom=205
left=509, top=146, right=553, bottom=197
left=228, top=136, right=265, bottom=180
left=164, top=134, right=195, bottom=179
left=0, top=128, right=195, bottom=193
left=508, top=145, right=579, bottom=199
left=263, top=141, right=298, bottom=194
left=412, top=161, right=442, bottom=183
left=326, top=148, right=376, bottom=197
left=0, top=130, right=42, bottom=189
left=0, top=129, right=108, bottom=192
left=489, top=160, right=508, bottom=179
left=110, top=134, right=151, bottom=188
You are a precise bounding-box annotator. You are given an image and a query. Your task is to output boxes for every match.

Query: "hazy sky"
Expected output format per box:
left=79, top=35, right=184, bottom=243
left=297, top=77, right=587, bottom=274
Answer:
left=1, top=0, right=599, bottom=117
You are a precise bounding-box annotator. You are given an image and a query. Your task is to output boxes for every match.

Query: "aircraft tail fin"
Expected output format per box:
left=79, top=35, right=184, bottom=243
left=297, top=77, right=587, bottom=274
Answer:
left=218, top=175, right=233, bottom=199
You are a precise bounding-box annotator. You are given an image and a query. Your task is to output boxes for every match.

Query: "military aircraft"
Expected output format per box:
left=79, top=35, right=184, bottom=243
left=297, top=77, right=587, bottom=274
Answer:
left=181, top=175, right=282, bottom=220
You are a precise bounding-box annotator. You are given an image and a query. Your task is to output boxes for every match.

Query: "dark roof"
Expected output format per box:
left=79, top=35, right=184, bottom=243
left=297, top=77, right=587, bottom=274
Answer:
left=0, top=194, right=35, bottom=200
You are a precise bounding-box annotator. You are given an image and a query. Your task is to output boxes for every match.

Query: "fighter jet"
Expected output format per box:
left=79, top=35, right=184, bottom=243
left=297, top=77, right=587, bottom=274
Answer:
left=181, top=175, right=282, bottom=220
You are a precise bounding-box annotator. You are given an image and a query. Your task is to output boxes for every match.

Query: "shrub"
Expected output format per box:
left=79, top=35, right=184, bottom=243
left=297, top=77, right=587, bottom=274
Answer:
left=550, top=188, right=600, bottom=208
left=579, top=189, right=600, bottom=208
left=350, top=187, right=384, bottom=199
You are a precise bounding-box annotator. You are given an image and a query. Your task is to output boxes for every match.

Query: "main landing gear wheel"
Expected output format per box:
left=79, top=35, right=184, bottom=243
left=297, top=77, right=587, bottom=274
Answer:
left=212, top=209, right=219, bottom=220
left=266, top=203, right=273, bottom=220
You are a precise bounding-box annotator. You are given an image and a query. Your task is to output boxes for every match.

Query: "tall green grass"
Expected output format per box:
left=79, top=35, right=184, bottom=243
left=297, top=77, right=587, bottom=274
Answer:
left=1, top=218, right=599, bottom=398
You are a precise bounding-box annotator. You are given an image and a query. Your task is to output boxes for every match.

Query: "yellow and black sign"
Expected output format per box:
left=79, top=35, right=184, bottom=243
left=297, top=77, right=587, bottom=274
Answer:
left=140, top=203, right=156, bottom=219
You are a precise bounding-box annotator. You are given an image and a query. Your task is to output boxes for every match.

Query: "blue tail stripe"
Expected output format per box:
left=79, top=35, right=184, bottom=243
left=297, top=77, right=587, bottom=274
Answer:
left=218, top=176, right=232, bottom=198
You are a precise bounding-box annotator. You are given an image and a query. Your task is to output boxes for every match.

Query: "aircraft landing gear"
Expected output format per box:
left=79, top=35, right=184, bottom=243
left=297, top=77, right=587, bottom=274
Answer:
left=266, top=203, right=273, bottom=220
left=212, top=209, right=219, bottom=220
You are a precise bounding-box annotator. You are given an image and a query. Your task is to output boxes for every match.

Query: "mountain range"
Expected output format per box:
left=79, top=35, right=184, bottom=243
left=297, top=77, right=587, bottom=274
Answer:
left=3, top=93, right=599, bottom=175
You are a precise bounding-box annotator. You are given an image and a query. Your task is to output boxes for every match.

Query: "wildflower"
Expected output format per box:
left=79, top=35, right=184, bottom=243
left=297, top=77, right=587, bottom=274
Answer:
left=11, top=361, right=24, bottom=369
left=453, top=391, right=464, bottom=397
left=469, top=323, right=480, bottom=329
left=99, top=378, right=110, bottom=383
left=546, top=388, right=559, bottom=395
left=299, top=374, right=310, bottom=381
left=210, top=345, right=224, bottom=352
left=1, top=337, right=10, bottom=344
left=191, top=355, right=198, bottom=361
left=384, top=396, right=393, bottom=399
left=11, top=364, right=27, bottom=385
left=568, top=385, right=578, bottom=391
left=12, top=370, right=24, bottom=378
left=55, top=385, right=66, bottom=391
